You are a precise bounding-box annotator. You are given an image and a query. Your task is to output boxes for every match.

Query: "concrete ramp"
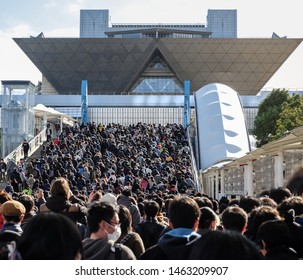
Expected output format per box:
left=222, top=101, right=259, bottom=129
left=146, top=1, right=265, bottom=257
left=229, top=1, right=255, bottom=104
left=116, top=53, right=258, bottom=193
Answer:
left=195, top=83, right=250, bottom=171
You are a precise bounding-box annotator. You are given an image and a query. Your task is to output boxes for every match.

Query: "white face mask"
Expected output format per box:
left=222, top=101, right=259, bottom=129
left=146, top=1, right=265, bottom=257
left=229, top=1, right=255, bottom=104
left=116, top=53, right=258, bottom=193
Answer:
left=108, top=226, right=121, bottom=242
left=105, top=221, right=121, bottom=242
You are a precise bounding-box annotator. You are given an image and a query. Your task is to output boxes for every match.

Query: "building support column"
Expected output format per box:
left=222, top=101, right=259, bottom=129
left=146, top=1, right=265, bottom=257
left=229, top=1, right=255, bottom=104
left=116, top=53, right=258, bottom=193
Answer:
left=244, top=161, right=254, bottom=196
left=215, top=170, right=219, bottom=200
left=210, top=172, right=215, bottom=198
left=274, top=151, right=284, bottom=188
left=220, top=169, right=225, bottom=197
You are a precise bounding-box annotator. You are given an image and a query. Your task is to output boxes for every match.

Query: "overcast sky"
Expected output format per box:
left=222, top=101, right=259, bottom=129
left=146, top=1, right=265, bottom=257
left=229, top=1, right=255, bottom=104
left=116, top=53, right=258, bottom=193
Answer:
left=1, top=0, right=303, bottom=90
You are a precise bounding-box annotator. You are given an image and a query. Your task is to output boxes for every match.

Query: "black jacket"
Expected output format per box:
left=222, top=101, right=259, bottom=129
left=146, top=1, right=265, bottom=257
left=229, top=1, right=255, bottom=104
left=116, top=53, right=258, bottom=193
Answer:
left=139, top=228, right=200, bottom=260
left=265, top=246, right=300, bottom=260
left=135, top=218, right=166, bottom=249
left=82, top=238, right=136, bottom=260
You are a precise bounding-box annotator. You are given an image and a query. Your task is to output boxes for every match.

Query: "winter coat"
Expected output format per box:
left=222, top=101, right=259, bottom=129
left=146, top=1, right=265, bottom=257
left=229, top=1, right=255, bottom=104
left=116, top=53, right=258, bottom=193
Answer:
left=82, top=238, right=136, bottom=260
left=139, top=228, right=200, bottom=260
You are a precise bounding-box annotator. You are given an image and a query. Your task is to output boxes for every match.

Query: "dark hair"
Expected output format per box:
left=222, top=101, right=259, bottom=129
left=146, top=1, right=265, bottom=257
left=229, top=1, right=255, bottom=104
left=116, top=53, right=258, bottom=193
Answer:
left=269, top=187, right=292, bottom=204
left=118, top=205, right=132, bottom=233
left=194, top=196, right=213, bottom=209
left=168, top=196, right=200, bottom=229
left=19, top=194, right=34, bottom=213
left=144, top=200, right=159, bottom=218
left=259, top=197, right=278, bottom=208
left=189, top=230, right=262, bottom=260
left=278, top=196, right=303, bottom=217
left=246, top=206, right=281, bottom=242
left=17, top=212, right=82, bottom=260
left=286, top=166, right=303, bottom=195
left=239, top=196, right=260, bottom=214
left=257, top=220, right=291, bottom=250
left=198, top=206, right=218, bottom=230
left=87, top=201, right=118, bottom=233
left=221, top=206, right=248, bottom=233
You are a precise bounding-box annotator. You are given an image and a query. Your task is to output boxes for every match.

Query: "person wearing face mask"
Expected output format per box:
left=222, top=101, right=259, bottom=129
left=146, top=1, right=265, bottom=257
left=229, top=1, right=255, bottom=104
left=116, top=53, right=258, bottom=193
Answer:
left=82, top=201, right=136, bottom=260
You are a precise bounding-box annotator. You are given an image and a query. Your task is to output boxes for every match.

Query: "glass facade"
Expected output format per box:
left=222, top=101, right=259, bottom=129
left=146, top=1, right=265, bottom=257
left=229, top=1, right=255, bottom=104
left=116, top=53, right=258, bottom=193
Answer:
left=207, top=9, right=237, bottom=38
left=1, top=81, right=35, bottom=157
left=131, top=78, right=183, bottom=94
left=80, top=10, right=109, bottom=38
left=130, top=55, right=183, bottom=94
left=243, top=107, right=258, bottom=133
left=79, top=9, right=236, bottom=39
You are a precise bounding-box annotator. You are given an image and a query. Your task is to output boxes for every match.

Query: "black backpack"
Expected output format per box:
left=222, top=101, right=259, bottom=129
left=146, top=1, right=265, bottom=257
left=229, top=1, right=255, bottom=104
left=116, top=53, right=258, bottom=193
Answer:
left=0, top=230, right=21, bottom=260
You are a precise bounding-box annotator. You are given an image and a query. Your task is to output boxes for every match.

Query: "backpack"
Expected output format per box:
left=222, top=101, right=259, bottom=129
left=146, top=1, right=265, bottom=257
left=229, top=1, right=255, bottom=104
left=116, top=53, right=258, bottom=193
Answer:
left=103, top=243, right=122, bottom=260
left=0, top=230, right=22, bottom=260
left=113, top=243, right=122, bottom=260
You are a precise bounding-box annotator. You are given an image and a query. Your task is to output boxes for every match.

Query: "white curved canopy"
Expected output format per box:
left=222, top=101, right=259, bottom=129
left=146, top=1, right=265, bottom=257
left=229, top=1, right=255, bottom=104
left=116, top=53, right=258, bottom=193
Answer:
left=195, top=83, right=251, bottom=171
left=33, top=103, right=75, bottom=126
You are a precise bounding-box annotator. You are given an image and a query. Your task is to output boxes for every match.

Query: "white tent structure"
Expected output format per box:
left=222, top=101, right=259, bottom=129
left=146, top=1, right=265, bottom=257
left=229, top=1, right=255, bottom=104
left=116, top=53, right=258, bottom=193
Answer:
left=34, top=103, right=75, bottom=128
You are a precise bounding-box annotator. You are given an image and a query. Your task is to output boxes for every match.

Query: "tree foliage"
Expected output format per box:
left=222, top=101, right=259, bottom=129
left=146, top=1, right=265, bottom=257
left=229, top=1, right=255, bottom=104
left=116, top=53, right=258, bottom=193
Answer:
left=274, top=94, right=303, bottom=139
left=252, top=89, right=289, bottom=147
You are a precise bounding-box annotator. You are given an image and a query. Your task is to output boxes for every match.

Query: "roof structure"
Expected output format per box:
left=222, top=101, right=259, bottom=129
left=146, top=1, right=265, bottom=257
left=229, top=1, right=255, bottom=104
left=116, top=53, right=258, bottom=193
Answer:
left=14, top=37, right=302, bottom=95
left=195, top=83, right=250, bottom=170
left=33, top=104, right=75, bottom=126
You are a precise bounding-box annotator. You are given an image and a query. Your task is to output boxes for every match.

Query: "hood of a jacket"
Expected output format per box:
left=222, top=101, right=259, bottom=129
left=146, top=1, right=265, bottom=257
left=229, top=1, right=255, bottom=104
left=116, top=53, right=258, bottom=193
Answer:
left=82, top=238, right=113, bottom=260
left=158, top=228, right=200, bottom=259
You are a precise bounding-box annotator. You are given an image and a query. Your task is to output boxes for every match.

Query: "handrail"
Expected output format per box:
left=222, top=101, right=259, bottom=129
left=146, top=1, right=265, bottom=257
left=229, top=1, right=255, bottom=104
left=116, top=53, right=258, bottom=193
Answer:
left=4, top=128, right=47, bottom=164
left=186, top=126, right=202, bottom=193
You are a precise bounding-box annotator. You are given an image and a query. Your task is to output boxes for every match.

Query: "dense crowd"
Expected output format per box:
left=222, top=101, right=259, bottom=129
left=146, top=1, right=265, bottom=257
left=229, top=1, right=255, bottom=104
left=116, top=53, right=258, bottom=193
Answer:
left=1, top=122, right=303, bottom=260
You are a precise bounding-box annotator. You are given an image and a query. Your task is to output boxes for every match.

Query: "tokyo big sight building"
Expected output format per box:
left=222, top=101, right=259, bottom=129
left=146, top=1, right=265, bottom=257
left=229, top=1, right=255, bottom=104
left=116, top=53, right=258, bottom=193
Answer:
left=8, top=9, right=303, bottom=130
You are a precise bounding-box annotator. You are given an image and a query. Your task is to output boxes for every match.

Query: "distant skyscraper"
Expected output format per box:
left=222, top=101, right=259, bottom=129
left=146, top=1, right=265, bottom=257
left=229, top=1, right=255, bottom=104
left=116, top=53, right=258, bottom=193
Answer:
left=80, top=9, right=109, bottom=38
left=207, top=9, right=237, bottom=38
left=79, top=9, right=237, bottom=38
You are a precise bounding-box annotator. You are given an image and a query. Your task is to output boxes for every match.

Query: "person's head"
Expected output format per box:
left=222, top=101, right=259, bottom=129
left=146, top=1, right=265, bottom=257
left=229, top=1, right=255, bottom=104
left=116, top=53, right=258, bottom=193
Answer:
left=221, top=206, right=248, bottom=234
left=168, top=195, right=200, bottom=230
left=189, top=230, right=262, bottom=260
left=87, top=201, right=121, bottom=241
left=0, top=200, right=26, bottom=223
left=0, top=190, right=12, bottom=205
left=278, top=196, right=303, bottom=217
left=198, top=206, right=219, bottom=231
left=100, top=192, right=117, bottom=205
left=89, top=191, right=102, bottom=203
left=257, top=220, right=292, bottom=256
left=246, top=205, right=282, bottom=241
left=286, top=166, right=303, bottom=195
left=19, top=194, right=35, bottom=214
left=118, top=205, right=132, bottom=233
left=144, top=200, right=160, bottom=218
left=15, top=212, right=82, bottom=260
left=269, top=187, right=292, bottom=204
left=239, top=196, right=261, bottom=214
left=50, top=177, right=70, bottom=198
left=259, top=197, right=278, bottom=208
left=194, top=196, right=213, bottom=209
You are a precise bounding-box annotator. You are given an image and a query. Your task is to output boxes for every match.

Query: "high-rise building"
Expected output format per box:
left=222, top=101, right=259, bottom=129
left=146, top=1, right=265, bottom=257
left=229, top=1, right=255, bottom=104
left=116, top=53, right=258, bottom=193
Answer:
left=207, top=9, right=237, bottom=38
left=80, top=9, right=109, bottom=38
left=80, top=9, right=236, bottom=38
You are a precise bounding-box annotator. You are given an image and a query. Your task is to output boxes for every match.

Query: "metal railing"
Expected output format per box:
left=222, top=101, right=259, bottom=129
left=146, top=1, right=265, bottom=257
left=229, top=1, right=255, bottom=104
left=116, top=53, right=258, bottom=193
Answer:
left=4, top=128, right=47, bottom=164
left=186, top=126, right=203, bottom=193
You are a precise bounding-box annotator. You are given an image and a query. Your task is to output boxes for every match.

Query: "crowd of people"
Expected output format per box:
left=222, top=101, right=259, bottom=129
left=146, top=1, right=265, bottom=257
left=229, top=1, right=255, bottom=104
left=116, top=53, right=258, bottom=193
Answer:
left=1, top=121, right=303, bottom=260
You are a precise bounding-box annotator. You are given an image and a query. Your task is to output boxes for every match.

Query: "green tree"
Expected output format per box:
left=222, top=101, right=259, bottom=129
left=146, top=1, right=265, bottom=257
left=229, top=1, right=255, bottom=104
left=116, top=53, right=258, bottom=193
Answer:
left=274, top=94, right=303, bottom=139
left=252, top=89, right=289, bottom=147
